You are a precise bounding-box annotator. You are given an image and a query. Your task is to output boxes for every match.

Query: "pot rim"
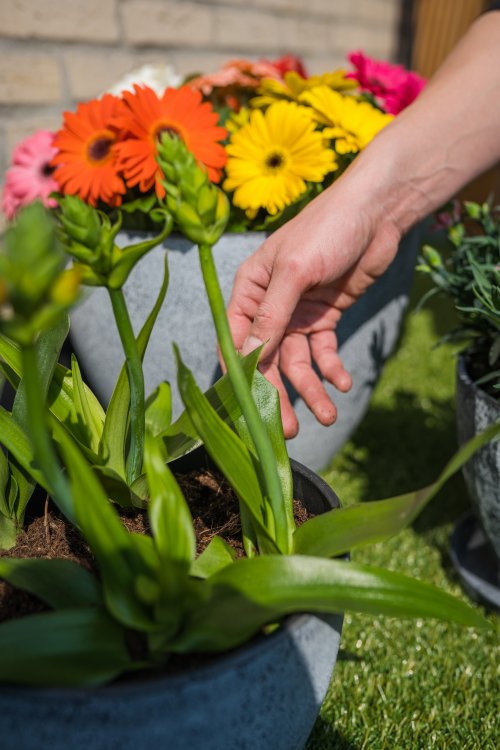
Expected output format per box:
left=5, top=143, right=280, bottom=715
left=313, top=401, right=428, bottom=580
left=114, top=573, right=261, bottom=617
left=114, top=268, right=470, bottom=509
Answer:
left=457, top=353, right=500, bottom=411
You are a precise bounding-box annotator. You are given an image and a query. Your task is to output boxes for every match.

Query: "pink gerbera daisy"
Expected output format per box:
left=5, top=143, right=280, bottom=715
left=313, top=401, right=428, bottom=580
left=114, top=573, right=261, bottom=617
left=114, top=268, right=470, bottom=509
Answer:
left=347, top=51, right=425, bottom=115
left=2, top=130, right=59, bottom=220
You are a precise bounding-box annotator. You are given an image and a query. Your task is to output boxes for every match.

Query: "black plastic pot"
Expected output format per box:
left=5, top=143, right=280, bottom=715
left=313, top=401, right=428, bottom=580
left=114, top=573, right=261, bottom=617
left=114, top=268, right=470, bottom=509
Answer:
left=452, top=355, right=500, bottom=608
left=0, top=454, right=345, bottom=750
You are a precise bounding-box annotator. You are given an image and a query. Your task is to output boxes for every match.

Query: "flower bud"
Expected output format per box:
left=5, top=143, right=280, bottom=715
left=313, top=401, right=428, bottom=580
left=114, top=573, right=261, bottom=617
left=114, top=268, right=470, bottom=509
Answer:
left=421, top=245, right=442, bottom=269
left=50, top=267, right=82, bottom=306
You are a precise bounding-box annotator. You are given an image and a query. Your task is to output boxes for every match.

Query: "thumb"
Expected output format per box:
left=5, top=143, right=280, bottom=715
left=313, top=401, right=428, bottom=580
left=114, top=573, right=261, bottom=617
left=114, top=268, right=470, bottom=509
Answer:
left=241, top=261, right=303, bottom=361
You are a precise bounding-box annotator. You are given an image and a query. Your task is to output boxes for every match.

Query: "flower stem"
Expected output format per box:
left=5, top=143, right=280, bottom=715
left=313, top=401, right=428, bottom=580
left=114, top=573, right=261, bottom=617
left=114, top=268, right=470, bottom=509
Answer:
left=198, top=243, right=289, bottom=553
left=108, top=287, right=145, bottom=484
left=21, top=344, right=75, bottom=523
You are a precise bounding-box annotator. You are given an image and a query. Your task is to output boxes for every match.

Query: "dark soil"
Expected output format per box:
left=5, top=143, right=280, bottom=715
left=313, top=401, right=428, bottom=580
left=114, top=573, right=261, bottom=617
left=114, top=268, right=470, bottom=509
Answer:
left=0, top=469, right=314, bottom=626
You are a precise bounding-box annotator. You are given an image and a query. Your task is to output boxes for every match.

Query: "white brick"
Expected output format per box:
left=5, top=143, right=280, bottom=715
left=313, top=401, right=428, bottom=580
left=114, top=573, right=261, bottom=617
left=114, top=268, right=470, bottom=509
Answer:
left=282, top=18, right=331, bottom=56
left=212, top=7, right=281, bottom=52
left=169, top=51, right=233, bottom=78
left=0, top=0, right=119, bottom=43
left=64, top=52, right=139, bottom=100
left=0, top=55, right=62, bottom=104
left=122, top=1, right=212, bottom=47
left=3, top=113, right=63, bottom=161
left=330, top=23, right=394, bottom=61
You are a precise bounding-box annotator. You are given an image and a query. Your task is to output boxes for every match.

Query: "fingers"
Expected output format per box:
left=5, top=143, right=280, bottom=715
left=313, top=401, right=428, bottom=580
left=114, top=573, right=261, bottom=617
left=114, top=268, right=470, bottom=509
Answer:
left=279, top=332, right=337, bottom=428
left=241, top=254, right=305, bottom=361
left=309, top=330, right=352, bottom=392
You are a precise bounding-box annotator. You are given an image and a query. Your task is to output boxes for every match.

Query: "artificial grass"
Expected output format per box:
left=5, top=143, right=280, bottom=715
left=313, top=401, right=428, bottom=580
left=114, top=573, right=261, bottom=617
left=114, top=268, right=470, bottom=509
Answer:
left=306, top=275, right=500, bottom=750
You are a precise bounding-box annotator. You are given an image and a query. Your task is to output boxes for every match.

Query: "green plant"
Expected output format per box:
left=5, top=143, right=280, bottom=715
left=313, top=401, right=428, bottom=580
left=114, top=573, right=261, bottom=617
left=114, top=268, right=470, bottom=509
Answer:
left=0, top=144, right=497, bottom=688
left=418, top=200, right=500, bottom=393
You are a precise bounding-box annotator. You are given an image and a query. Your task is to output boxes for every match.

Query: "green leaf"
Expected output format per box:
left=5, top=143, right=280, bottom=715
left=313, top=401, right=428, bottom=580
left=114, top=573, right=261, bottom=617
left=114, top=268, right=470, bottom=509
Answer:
left=0, top=334, right=105, bottom=453
left=144, top=432, right=195, bottom=567
left=9, top=318, right=69, bottom=523
left=69, top=354, right=102, bottom=454
left=161, top=346, right=261, bottom=461
left=107, top=215, right=173, bottom=289
left=55, top=423, right=160, bottom=631
left=101, top=252, right=169, bottom=479
left=190, top=535, right=236, bottom=579
left=173, top=556, right=488, bottom=653
left=235, top=369, right=294, bottom=550
left=174, top=346, right=278, bottom=554
left=294, top=420, right=500, bottom=557
left=145, top=381, right=172, bottom=436
left=0, top=515, right=17, bottom=550
left=0, top=607, right=133, bottom=687
left=0, top=446, right=10, bottom=518
left=0, top=405, right=48, bottom=491
left=0, top=557, right=101, bottom=608
left=92, top=464, right=145, bottom=508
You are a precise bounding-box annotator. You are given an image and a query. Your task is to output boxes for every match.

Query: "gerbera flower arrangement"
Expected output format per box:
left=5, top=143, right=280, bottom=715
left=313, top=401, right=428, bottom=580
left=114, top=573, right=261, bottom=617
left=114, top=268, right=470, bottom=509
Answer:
left=1, top=51, right=425, bottom=231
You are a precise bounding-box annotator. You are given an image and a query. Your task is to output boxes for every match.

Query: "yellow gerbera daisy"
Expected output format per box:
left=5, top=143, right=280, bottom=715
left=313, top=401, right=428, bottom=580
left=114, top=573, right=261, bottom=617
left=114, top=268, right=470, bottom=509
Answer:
left=224, top=101, right=337, bottom=215
left=252, top=69, right=355, bottom=108
left=300, top=86, right=394, bottom=155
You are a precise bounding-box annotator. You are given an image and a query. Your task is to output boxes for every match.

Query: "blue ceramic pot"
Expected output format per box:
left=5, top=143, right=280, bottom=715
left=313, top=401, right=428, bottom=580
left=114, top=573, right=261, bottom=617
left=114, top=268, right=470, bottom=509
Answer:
left=0, top=458, right=344, bottom=750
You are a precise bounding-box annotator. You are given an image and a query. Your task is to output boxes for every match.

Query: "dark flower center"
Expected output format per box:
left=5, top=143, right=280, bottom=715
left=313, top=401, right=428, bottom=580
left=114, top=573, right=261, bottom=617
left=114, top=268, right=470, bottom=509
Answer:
left=88, top=137, right=113, bottom=162
left=265, top=151, right=285, bottom=170
left=41, top=163, right=55, bottom=177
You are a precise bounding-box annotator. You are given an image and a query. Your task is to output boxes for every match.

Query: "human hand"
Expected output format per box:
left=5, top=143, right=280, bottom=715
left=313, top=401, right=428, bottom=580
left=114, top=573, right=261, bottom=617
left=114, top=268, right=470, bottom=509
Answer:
left=227, top=181, right=402, bottom=438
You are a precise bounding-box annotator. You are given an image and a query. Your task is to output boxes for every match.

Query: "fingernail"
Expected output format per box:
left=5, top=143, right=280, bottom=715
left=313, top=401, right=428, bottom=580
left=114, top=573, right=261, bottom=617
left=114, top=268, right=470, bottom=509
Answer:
left=242, top=336, right=264, bottom=356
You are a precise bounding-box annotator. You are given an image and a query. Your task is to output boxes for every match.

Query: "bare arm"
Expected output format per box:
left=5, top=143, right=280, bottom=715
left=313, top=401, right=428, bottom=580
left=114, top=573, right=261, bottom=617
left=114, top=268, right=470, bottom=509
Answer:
left=227, top=11, right=500, bottom=437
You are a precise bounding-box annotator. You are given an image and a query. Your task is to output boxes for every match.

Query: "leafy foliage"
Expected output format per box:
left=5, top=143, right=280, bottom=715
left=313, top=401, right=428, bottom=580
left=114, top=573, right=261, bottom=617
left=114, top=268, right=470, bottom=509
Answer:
left=418, top=201, right=500, bottom=392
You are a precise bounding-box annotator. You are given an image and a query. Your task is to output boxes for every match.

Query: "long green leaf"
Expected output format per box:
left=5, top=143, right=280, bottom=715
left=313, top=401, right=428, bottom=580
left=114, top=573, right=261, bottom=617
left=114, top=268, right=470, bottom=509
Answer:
left=145, top=381, right=172, bottom=436
left=235, top=369, right=294, bottom=550
left=0, top=334, right=105, bottom=451
left=144, top=432, right=195, bottom=567
left=175, top=346, right=278, bottom=554
left=101, top=252, right=169, bottom=478
left=0, top=445, right=10, bottom=518
left=294, top=420, right=500, bottom=557
left=0, top=557, right=101, bottom=609
left=0, top=607, right=133, bottom=686
left=0, top=406, right=48, bottom=491
left=70, top=354, right=102, bottom=453
left=55, top=423, right=160, bottom=631
left=173, top=556, right=488, bottom=653
left=161, top=346, right=261, bottom=462
left=10, top=318, right=69, bottom=521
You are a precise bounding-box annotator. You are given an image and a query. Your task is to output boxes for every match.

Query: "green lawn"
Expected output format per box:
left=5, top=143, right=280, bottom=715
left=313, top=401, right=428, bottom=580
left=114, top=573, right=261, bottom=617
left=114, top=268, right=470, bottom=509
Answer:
left=306, top=274, right=500, bottom=750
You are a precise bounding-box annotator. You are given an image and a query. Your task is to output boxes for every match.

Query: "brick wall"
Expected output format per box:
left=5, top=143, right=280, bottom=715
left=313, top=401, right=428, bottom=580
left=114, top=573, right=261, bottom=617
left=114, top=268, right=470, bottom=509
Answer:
left=0, top=0, right=401, bottom=178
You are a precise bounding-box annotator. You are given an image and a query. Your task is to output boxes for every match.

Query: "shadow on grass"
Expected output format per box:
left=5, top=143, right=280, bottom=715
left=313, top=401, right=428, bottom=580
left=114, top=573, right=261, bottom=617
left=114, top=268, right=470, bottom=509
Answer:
left=306, top=716, right=360, bottom=750
left=335, top=390, right=472, bottom=535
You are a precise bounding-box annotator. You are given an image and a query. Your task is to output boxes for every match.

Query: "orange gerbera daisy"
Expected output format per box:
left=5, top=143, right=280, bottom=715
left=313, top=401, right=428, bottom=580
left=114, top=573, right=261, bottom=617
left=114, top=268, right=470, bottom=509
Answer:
left=114, top=85, right=227, bottom=197
left=51, top=94, right=126, bottom=206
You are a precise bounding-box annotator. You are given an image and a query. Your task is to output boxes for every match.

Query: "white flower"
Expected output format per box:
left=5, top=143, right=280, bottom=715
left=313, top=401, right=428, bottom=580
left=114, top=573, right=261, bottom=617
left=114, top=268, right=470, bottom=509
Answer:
left=107, top=64, right=182, bottom=97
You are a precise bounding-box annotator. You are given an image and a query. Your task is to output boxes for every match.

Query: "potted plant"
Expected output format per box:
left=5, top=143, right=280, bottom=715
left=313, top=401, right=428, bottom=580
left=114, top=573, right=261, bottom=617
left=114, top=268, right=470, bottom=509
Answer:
left=418, top=200, right=500, bottom=608
left=0, top=136, right=497, bottom=748
left=2, top=51, right=427, bottom=470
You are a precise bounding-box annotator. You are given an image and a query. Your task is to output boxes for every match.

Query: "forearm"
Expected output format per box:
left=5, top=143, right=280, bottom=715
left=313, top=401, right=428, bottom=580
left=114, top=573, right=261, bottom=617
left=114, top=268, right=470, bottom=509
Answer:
left=343, top=11, right=500, bottom=235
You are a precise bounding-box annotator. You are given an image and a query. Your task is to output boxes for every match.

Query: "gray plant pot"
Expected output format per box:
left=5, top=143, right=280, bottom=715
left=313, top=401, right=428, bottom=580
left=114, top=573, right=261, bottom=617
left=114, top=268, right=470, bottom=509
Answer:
left=70, top=227, right=420, bottom=470
left=456, top=355, right=500, bottom=562
left=0, top=458, right=344, bottom=750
